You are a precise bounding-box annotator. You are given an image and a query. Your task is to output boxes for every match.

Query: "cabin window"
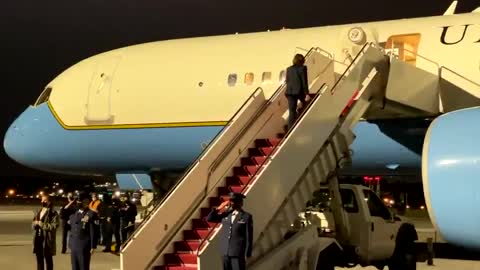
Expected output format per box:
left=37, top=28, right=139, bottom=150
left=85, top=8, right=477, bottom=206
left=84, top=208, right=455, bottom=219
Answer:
left=384, top=33, right=421, bottom=66
left=228, top=74, right=237, bottom=87
left=279, top=70, right=286, bottom=83
left=34, top=87, right=52, bottom=106
left=340, top=189, right=359, bottom=213
left=244, top=72, right=254, bottom=85
left=262, top=72, right=272, bottom=83
left=363, top=190, right=392, bottom=220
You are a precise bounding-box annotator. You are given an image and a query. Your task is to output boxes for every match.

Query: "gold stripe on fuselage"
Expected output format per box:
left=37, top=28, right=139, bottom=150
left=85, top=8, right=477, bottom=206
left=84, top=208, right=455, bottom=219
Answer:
left=47, top=101, right=228, bottom=130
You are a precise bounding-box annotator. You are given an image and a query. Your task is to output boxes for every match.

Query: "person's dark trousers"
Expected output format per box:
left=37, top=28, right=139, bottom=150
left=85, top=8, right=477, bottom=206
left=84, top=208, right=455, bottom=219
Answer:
left=93, top=222, right=100, bottom=248
left=71, top=248, right=91, bottom=270
left=287, top=94, right=307, bottom=129
left=222, top=256, right=246, bottom=270
left=102, top=222, right=114, bottom=252
left=61, top=219, right=70, bottom=253
left=112, top=222, right=121, bottom=252
left=36, top=248, right=53, bottom=270
left=99, top=219, right=106, bottom=246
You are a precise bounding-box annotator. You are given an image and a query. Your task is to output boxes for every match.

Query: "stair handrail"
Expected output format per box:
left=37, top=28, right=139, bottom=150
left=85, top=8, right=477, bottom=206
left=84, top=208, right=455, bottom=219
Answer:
left=439, top=66, right=480, bottom=88
left=196, top=46, right=327, bottom=255
left=389, top=46, right=480, bottom=91
left=121, top=86, right=265, bottom=249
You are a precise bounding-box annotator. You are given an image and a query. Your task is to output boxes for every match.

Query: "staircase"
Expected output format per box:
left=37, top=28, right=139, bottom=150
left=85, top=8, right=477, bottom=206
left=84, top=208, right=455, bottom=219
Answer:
left=156, top=93, right=316, bottom=270
left=121, top=46, right=335, bottom=270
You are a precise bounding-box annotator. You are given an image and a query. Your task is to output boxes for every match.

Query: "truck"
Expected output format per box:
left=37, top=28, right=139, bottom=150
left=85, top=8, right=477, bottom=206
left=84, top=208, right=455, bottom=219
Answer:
left=278, top=183, right=418, bottom=270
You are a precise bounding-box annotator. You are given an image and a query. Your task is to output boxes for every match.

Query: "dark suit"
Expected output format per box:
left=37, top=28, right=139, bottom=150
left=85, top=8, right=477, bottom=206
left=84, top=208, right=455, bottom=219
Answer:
left=206, top=208, right=253, bottom=270
left=69, top=210, right=95, bottom=270
left=285, top=64, right=309, bottom=129
left=59, top=201, right=77, bottom=253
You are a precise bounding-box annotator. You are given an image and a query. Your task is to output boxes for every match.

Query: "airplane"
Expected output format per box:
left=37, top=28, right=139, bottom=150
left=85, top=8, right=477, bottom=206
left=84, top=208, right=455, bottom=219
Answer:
left=3, top=1, right=480, bottom=247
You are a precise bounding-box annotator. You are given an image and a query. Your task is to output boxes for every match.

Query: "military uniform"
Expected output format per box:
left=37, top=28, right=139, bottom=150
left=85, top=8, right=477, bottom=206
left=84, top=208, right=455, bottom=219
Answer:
left=69, top=209, right=95, bottom=270
left=206, top=193, right=253, bottom=270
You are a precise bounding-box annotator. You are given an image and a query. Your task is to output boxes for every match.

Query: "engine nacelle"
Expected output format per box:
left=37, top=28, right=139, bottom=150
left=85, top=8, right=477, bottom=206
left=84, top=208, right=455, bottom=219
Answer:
left=422, top=107, right=480, bottom=249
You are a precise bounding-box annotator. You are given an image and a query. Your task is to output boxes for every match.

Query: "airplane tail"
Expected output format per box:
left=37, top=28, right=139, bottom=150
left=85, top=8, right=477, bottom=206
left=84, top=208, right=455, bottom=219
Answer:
left=443, top=0, right=457, bottom=15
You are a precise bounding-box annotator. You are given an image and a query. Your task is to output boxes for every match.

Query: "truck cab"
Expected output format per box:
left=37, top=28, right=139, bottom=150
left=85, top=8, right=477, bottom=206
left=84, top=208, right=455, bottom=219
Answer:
left=299, top=184, right=414, bottom=267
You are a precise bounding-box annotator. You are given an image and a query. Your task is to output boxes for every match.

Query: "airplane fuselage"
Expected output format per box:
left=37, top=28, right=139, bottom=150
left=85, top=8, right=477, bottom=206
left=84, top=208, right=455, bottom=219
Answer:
left=3, top=12, right=479, bottom=177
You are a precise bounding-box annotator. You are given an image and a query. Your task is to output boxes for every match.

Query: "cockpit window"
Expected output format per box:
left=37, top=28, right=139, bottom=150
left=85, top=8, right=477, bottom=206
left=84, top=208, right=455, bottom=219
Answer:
left=34, top=87, right=52, bottom=106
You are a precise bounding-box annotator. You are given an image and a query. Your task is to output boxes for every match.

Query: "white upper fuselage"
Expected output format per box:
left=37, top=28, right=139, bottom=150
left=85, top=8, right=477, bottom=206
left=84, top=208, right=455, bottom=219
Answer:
left=45, top=12, right=480, bottom=129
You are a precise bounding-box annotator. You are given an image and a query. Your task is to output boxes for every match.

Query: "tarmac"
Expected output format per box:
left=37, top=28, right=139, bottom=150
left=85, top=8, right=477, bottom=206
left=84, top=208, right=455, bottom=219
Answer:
left=0, top=206, right=119, bottom=270
left=0, top=206, right=479, bottom=269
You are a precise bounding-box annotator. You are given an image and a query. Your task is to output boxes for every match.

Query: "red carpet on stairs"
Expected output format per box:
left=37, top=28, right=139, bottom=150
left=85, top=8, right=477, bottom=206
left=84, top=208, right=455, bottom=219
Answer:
left=156, top=93, right=316, bottom=269
left=154, top=136, right=283, bottom=270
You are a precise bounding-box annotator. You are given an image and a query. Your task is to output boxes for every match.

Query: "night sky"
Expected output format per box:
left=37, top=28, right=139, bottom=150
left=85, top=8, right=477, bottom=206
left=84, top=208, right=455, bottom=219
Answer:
left=1, top=0, right=478, bottom=182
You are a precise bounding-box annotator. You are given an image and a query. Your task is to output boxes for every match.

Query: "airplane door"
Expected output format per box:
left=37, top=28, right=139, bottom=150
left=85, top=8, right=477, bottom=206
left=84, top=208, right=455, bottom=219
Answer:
left=85, top=55, right=122, bottom=124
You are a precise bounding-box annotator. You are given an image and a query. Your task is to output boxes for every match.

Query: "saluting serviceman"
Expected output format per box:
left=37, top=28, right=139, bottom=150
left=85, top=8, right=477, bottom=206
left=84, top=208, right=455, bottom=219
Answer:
left=207, top=192, right=253, bottom=270
left=69, top=196, right=95, bottom=270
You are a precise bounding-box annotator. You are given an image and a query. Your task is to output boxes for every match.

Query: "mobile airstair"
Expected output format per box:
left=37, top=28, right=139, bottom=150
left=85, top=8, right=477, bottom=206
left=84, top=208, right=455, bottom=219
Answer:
left=120, top=41, right=480, bottom=270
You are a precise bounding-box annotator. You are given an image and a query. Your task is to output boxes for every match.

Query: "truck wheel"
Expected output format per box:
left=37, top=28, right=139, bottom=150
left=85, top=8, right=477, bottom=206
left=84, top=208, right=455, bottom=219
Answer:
left=315, top=244, right=338, bottom=270
left=389, top=223, right=417, bottom=270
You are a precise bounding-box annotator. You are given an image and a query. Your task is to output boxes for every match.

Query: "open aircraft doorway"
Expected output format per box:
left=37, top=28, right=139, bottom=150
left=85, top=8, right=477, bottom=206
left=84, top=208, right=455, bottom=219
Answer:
left=383, top=33, right=421, bottom=66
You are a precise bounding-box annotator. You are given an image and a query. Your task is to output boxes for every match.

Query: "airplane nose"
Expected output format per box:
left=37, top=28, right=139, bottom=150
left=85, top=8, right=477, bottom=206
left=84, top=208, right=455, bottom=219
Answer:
left=3, top=106, right=46, bottom=169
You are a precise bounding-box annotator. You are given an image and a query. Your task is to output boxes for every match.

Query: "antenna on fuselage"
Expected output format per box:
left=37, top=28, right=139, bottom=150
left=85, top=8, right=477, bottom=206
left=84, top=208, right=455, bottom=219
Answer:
left=443, top=0, right=457, bottom=15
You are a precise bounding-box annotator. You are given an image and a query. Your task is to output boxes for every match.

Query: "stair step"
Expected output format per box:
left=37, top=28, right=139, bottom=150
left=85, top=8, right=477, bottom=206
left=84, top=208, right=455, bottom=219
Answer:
left=200, top=207, right=212, bottom=218
left=255, top=138, right=282, bottom=148
left=155, top=266, right=197, bottom=270
left=209, top=197, right=222, bottom=208
left=244, top=165, right=259, bottom=175
left=267, top=138, right=282, bottom=147
left=174, top=240, right=201, bottom=252
left=217, top=186, right=230, bottom=196
left=233, top=166, right=249, bottom=176
left=248, top=147, right=263, bottom=157
left=192, top=218, right=216, bottom=229
left=226, top=176, right=250, bottom=186
left=240, top=157, right=256, bottom=166
left=184, top=229, right=209, bottom=240
left=254, top=139, right=271, bottom=148
left=228, top=185, right=244, bottom=193
left=251, top=156, right=267, bottom=165
left=164, top=253, right=197, bottom=265
left=259, top=146, right=274, bottom=156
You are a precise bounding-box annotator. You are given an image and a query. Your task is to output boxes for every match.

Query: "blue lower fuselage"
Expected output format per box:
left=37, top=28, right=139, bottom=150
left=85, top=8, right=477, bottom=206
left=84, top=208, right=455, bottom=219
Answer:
left=3, top=103, right=425, bottom=176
